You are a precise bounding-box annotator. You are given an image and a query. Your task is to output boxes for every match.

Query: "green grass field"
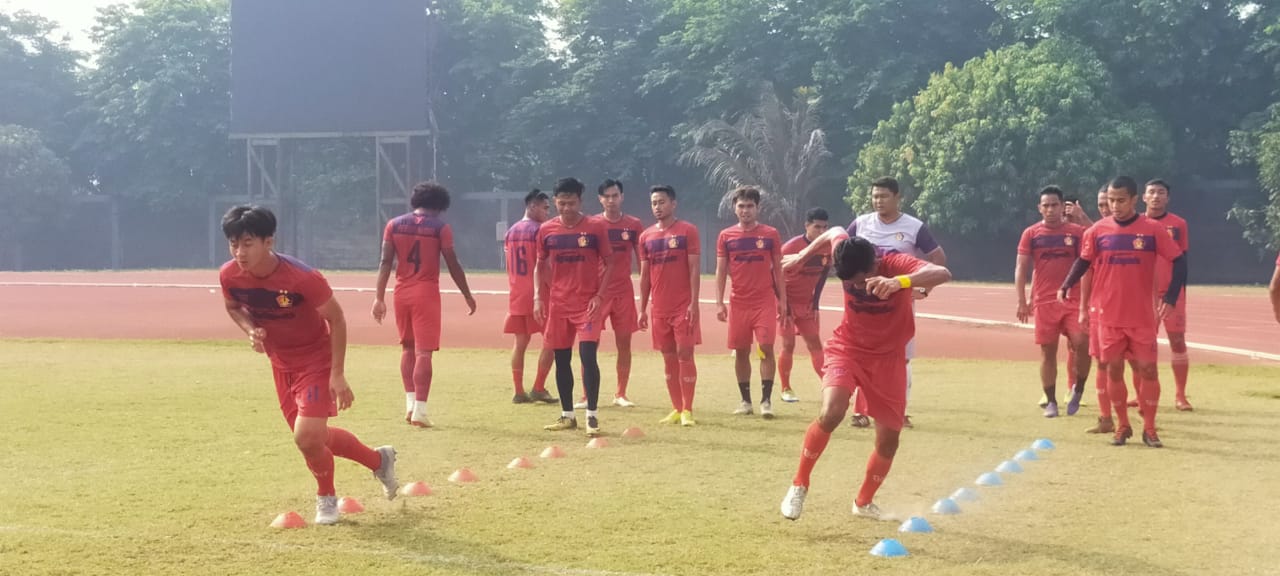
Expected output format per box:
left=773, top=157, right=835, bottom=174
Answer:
left=3, top=339, right=1279, bottom=576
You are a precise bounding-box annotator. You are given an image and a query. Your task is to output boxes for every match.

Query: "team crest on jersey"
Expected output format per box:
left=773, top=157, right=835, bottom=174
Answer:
left=577, top=234, right=588, bottom=247
left=1064, top=236, right=1074, bottom=246
left=755, top=238, right=764, bottom=249
left=276, top=291, right=294, bottom=308
left=895, top=232, right=905, bottom=241
left=621, top=230, right=631, bottom=241
left=667, top=236, right=679, bottom=248
left=1133, top=236, right=1145, bottom=250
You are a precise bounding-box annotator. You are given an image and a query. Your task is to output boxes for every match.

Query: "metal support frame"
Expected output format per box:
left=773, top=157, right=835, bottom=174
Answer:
left=461, top=190, right=527, bottom=270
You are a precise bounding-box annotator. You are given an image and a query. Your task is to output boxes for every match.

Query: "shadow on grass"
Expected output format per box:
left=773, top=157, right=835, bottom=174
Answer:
left=938, top=529, right=1197, bottom=576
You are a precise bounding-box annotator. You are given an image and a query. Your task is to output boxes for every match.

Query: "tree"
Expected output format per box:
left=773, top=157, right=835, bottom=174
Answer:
left=853, top=40, right=1172, bottom=237
left=1228, top=103, right=1280, bottom=253
left=0, top=125, right=72, bottom=266
left=680, top=84, right=831, bottom=235
left=0, top=11, right=83, bottom=156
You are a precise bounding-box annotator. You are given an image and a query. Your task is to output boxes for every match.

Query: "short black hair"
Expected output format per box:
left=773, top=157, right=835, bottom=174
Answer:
left=1145, top=178, right=1171, bottom=193
left=1109, top=176, right=1138, bottom=197
left=1097, top=184, right=1109, bottom=196
left=1039, top=185, right=1064, bottom=201
left=834, top=236, right=877, bottom=280
left=554, top=177, right=585, bottom=197
left=598, top=178, right=623, bottom=195
left=650, top=184, right=676, bottom=200
left=805, top=207, right=829, bottom=223
left=871, top=177, right=899, bottom=195
left=525, top=188, right=549, bottom=206
left=222, top=205, right=277, bottom=239
left=732, top=185, right=761, bottom=205
left=411, top=181, right=451, bottom=211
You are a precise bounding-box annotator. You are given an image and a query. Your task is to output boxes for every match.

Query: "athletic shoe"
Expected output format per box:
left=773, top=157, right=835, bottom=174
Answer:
left=544, top=416, right=577, bottom=431
left=529, top=389, right=558, bottom=404
left=1175, top=397, right=1193, bottom=412
left=1043, top=402, right=1059, bottom=418
left=1067, top=386, right=1085, bottom=416
left=410, top=417, right=433, bottom=428
left=585, top=416, right=601, bottom=437
left=1111, top=426, right=1133, bottom=446
left=850, top=413, right=871, bottom=428
left=902, top=415, right=914, bottom=429
left=853, top=501, right=883, bottom=520
left=1038, top=392, right=1049, bottom=408
left=659, top=410, right=682, bottom=425
left=315, top=495, right=340, bottom=525
left=1142, top=430, right=1163, bottom=448
left=780, top=388, right=800, bottom=403
left=680, top=411, right=696, bottom=427
left=612, top=396, right=636, bottom=408
left=732, top=401, right=753, bottom=415
left=1086, top=416, right=1115, bottom=434
left=573, top=399, right=588, bottom=409
left=404, top=411, right=412, bottom=424
left=512, top=393, right=532, bottom=404
left=780, top=485, right=807, bottom=520
left=372, top=446, right=399, bottom=500
left=760, top=400, right=775, bottom=420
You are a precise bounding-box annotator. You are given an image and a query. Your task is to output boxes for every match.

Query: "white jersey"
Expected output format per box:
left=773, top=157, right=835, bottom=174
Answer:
left=846, top=212, right=939, bottom=259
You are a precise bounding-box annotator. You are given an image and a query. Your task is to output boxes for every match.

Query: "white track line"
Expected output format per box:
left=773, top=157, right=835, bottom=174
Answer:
left=4, top=281, right=1277, bottom=362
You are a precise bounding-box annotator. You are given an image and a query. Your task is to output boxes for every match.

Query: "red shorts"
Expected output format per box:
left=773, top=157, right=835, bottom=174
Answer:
left=544, top=307, right=602, bottom=349
left=503, top=313, right=543, bottom=335
left=1099, top=324, right=1158, bottom=364
left=1157, top=293, right=1187, bottom=334
left=650, top=313, right=702, bottom=351
left=601, top=293, right=639, bottom=334
left=822, top=339, right=907, bottom=431
left=395, top=288, right=441, bottom=351
left=727, top=302, right=778, bottom=349
left=782, top=306, right=821, bottom=338
left=1088, top=308, right=1101, bottom=358
left=1033, top=300, right=1082, bottom=346
left=272, top=365, right=337, bottom=425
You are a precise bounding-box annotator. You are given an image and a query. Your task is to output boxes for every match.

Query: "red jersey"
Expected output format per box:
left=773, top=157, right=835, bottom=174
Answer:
left=383, top=212, right=453, bottom=293
left=1080, top=215, right=1183, bottom=329
left=220, top=254, right=334, bottom=370
left=1148, top=211, right=1189, bottom=298
left=1017, top=221, right=1085, bottom=305
left=640, top=220, right=701, bottom=317
left=782, top=234, right=831, bottom=313
left=504, top=218, right=541, bottom=315
left=832, top=251, right=926, bottom=355
left=536, top=215, right=612, bottom=315
left=717, top=224, right=782, bottom=307
left=601, top=213, right=644, bottom=296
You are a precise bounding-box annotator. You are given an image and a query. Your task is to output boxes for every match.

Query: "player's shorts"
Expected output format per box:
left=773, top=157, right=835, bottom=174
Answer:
left=1088, top=307, right=1101, bottom=358
left=600, top=292, right=639, bottom=334
left=1157, top=291, right=1187, bottom=334
left=544, top=307, right=603, bottom=349
left=781, top=305, right=821, bottom=338
left=822, top=339, right=907, bottom=431
left=651, top=313, right=702, bottom=351
left=272, top=364, right=337, bottom=426
left=1099, top=324, right=1158, bottom=364
left=727, top=301, right=778, bottom=349
left=503, top=313, right=543, bottom=335
left=1033, top=300, right=1083, bottom=346
left=395, top=287, right=441, bottom=351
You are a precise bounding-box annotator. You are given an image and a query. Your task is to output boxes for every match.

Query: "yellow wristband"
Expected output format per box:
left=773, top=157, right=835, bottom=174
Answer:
left=896, top=275, right=912, bottom=289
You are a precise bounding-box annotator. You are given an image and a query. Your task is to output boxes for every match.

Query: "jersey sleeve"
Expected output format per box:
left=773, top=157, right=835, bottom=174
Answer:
left=535, top=226, right=550, bottom=262
left=1156, top=225, right=1183, bottom=261
left=1079, top=227, right=1097, bottom=262
left=770, top=229, right=783, bottom=259
left=1017, top=227, right=1033, bottom=255
left=883, top=253, right=927, bottom=277
left=441, top=223, right=455, bottom=250
left=301, top=269, right=335, bottom=310
left=716, top=229, right=729, bottom=258
left=687, top=225, right=701, bottom=256
left=915, top=222, right=940, bottom=254
left=383, top=219, right=395, bottom=243
left=218, top=264, right=235, bottom=301
left=846, top=220, right=858, bottom=236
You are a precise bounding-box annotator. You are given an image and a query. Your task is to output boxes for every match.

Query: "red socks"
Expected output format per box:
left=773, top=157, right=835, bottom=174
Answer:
left=1172, top=351, right=1189, bottom=401
left=1109, top=375, right=1131, bottom=430
left=792, top=421, right=832, bottom=488
left=663, top=355, right=681, bottom=410
left=1095, top=368, right=1111, bottom=418
left=413, top=352, right=433, bottom=402
left=679, top=359, right=697, bottom=412
left=327, top=427, right=382, bottom=470
left=855, top=451, right=895, bottom=507
left=778, top=351, right=794, bottom=390
left=400, top=349, right=415, bottom=394
left=532, top=352, right=551, bottom=393
left=1140, top=375, right=1161, bottom=434
left=301, top=447, right=336, bottom=496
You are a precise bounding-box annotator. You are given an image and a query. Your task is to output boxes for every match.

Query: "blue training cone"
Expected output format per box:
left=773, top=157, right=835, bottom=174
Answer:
left=1031, top=438, right=1056, bottom=451
left=1014, top=449, right=1039, bottom=462
left=996, top=460, right=1024, bottom=474
left=870, top=538, right=909, bottom=558
left=899, top=516, right=934, bottom=533
left=931, top=498, right=961, bottom=515
left=951, top=487, right=979, bottom=502
left=976, top=472, right=1004, bottom=486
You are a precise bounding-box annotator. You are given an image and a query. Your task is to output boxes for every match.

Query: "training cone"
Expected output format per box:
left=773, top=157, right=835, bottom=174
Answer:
left=449, top=468, right=478, bottom=483
left=621, top=427, right=645, bottom=439
left=507, top=457, right=534, bottom=470
left=976, top=472, right=1004, bottom=486
left=269, top=511, right=306, bottom=529
left=586, top=438, right=610, bottom=449
left=1013, top=449, right=1039, bottom=462
left=899, top=516, right=934, bottom=533
left=337, top=497, right=365, bottom=514
left=870, top=538, right=909, bottom=558
left=540, top=445, right=566, bottom=459
left=951, top=487, right=979, bottom=502
left=996, top=460, right=1024, bottom=474
left=399, top=481, right=433, bottom=497
left=932, top=498, right=962, bottom=515
left=1031, top=438, right=1056, bottom=451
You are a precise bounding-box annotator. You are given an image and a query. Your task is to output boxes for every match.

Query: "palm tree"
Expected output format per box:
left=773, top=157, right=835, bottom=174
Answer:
left=679, top=83, right=831, bottom=236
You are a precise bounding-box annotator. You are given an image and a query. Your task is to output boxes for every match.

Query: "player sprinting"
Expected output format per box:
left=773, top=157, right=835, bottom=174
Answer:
left=372, top=182, right=477, bottom=427
left=220, top=205, right=399, bottom=526
left=503, top=189, right=557, bottom=405
left=1143, top=179, right=1193, bottom=411
left=535, top=177, right=614, bottom=437
left=1060, top=176, right=1187, bottom=447
left=638, top=185, right=702, bottom=426
left=845, top=177, right=946, bottom=429
left=777, top=208, right=832, bottom=403
left=780, top=234, right=952, bottom=521
left=1014, top=186, right=1090, bottom=417
left=588, top=178, right=643, bottom=408
left=715, top=186, right=787, bottom=419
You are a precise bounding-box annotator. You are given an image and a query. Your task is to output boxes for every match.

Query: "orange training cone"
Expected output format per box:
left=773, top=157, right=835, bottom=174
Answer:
left=337, top=497, right=365, bottom=514
left=449, top=468, right=478, bottom=483
left=507, top=456, right=534, bottom=470
left=586, top=438, right=610, bottom=449
left=399, top=481, right=433, bottom=497
left=270, top=511, right=306, bottom=529
left=621, top=427, right=645, bottom=439
left=540, top=445, right=566, bottom=459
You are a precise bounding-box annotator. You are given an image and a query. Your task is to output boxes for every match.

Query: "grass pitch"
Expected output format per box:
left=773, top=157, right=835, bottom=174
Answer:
left=2, top=339, right=1279, bottom=576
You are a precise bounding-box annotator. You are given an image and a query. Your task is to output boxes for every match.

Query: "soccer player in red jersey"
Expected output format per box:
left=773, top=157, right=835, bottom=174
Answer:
left=1016, top=186, right=1090, bottom=418
left=1060, top=176, right=1187, bottom=448
left=777, top=208, right=832, bottom=403
left=1143, top=179, right=1193, bottom=411
left=1082, top=185, right=1118, bottom=434
left=716, top=186, right=787, bottom=419
left=502, top=189, right=557, bottom=405
left=220, top=206, right=399, bottom=526
left=372, top=182, right=477, bottom=428
left=780, top=234, right=952, bottom=521
left=638, top=185, right=703, bottom=426
left=535, top=178, right=614, bottom=436
left=593, top=179, right=644, bottom=408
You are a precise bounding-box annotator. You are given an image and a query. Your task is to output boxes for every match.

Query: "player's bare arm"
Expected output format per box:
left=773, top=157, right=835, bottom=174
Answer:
left=590, top=254, right=615, bottom=319
left=785, top=227, right=846, bottom=268
left=638, top=259, right=651, bottom=330
left=916, top=246, right=947, bottom=299
left=688, top=253, right=701, bottom=324
left=532, top=256, right=548, bottom=324
left=442, top=245, right=477, bottom=316
left=866, top=262, right=952, bottom=299
left=715, top=254, right=729, bottom=322
left=316, top=297, right=355, bottom=410
left=223, top=298, right=265, bottom=353
left=1014, top=253, right=1032, bottom=324
left=773, top=250, right=790, bottom=329
left=1271, top=263, right=1280, bottom=326
left=1079, top=268, right=1093, bottom=327
left=371, top=239, right=396, bottom=324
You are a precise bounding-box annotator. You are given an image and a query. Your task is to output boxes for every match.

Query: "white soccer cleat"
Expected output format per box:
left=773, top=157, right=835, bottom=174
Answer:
left=853, top=501, right=883, bottom=520
left=760, top=400, right=775, bottom=420
left=732, top=401, right=753, bottom=415
left=781, top=485, right=807, bottom=520
left=612, top=396, right=636, bottom=408
left=315, top=495, right=340, bottom=525
left=372, top=445, right=399, bottom=501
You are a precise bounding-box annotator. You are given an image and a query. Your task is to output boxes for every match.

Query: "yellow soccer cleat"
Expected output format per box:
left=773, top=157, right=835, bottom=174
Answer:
left=543, top=416, right=578, bottom=431
left=659, top=410, right=682, bottom=425
left=680, top=411, right=697, bottom=427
